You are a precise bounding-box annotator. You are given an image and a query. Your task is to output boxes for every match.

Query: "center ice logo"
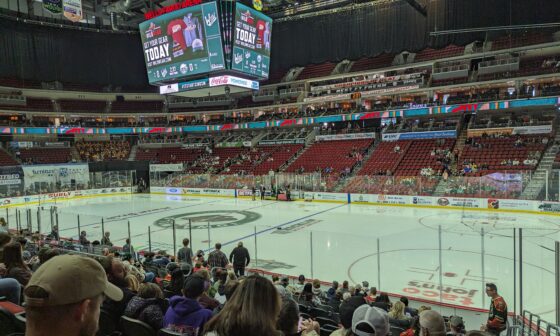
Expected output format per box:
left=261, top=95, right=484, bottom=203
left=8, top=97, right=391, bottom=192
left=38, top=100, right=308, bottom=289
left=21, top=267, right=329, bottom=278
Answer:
left=154, top=210, right=261, bottom=229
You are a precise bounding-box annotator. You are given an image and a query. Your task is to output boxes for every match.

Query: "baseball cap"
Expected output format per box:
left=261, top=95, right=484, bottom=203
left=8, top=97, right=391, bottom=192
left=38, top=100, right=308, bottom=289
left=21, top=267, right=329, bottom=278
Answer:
left=352, top=305, right=390, bottom=336
left=24, top=254, right=123, bottom=307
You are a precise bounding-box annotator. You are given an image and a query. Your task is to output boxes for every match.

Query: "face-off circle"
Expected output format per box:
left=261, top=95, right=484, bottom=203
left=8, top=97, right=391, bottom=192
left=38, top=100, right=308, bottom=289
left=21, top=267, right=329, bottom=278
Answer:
left=418, top=212, right=560, bottom=237
left=154, top=210, right=261, bottom=230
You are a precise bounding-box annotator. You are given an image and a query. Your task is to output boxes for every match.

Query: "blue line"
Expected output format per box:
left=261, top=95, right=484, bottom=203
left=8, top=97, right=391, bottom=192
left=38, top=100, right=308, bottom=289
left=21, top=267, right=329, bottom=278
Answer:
left=203, top=202, right=348, bottom=252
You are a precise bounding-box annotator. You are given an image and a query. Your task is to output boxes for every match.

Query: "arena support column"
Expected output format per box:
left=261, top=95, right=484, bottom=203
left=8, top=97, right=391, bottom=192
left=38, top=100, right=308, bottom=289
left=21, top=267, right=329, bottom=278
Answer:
left=188, top=219, right=192, bottom=252
left=207, top=222, right=211, bottom=250
left=172, top=220, right=177, bottom=258
left=555, top=241, right=560, bottom=325
left=513, top=228, right=517, bottom=316
left=148, top=226, right=152, bottom=253
left=37, top=208, right=41, bottom=234
left=519, top=228, right=523, bottom=314
left=481, top=228, right=486, bottom=308
left=376, top=238, right=381, bottom=290
left=101, top=217, right=105, bottom=240
left=254, top=226, right=258, bottom=267
left=438, top=225, right=443, bottom=305
left=127, top=221, right=131, bottom=245
left=310, top=231, right=314, bottom=279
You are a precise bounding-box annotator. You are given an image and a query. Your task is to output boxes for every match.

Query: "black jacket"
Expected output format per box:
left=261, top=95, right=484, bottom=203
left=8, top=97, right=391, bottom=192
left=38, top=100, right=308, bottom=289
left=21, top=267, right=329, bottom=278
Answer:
left=229, top=246, right=250, bottom=266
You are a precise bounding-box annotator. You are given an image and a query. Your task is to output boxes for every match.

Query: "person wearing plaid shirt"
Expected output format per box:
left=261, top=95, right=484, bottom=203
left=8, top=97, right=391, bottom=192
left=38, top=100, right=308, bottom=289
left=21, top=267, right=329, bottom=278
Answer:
left=208, top=243, right=229, bottom=270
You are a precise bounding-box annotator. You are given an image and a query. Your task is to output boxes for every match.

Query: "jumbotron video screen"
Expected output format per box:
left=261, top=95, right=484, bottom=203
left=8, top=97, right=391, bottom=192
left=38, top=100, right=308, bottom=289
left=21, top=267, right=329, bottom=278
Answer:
left=139, top=1, right=226, bottom=84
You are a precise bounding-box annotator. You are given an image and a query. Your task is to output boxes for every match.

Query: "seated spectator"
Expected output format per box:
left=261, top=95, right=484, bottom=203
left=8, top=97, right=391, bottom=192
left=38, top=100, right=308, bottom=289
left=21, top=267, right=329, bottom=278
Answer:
left=353, top=284, right=363, bottom=297
left=419, top=310, right=446, bottom=336
left=332, top=296, right=367, bottom=336
left=350, top=305, right=390, bottom=336
left=125, top=273, right=140, bottom=293
left=328, top=290, right=343, bottom=313
left=4, top=242, right=32, bottom=286
left=0, top=232, right=10, bottom=261
left=0, top=277, right=21, bottom=305
left=326, top=281, right=339, bottom=300
left=277, top=298, right=320, bottom=336
left=123, top=253, right=155, bottom=283
left=202, top=275, right=283, bottom=336
left=79, top=231, right=90, bottom=246
left=312, top=279, right=325, bottom=301
left=388, top=301, right=411, bottom=329
left=400, top=296, right=417, bottom=317
left=213, top=280, right=239, bottom=316
left=193, top=270, right=220, bottom=310
left=23, top=254, right=122, bottom=336
left=372, top=294, right=391, bottom=311
left=273, top=277, right=292, bottom=301
left=340, top=280, right=350, bottom=294
left=99, top=256, right=135, bottom=322
left=101, top=231, right=112, bottom=246
left=389, top=301, right=409, bottom=319
left=295, top=274, right=306, bottom=293
left=125, top=283, right=169, bottom=331
left=447, top=316, right=466, bottom=336
left=122, top=238, right=135, bottom=256
left=153, top=250, right=171, bottom=266
left=165, top=268, right=185, bottom=297
left=164, top=275, right=213, bottom=334
left=298, top=283, right=320, bottom=307
left=365, top=287, right=378, bottom=304
left=361, top=281, right=370, bottom=294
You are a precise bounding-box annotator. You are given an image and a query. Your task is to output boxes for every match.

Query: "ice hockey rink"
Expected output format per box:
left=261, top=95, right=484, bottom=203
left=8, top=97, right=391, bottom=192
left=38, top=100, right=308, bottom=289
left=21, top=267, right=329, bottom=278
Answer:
left=8, top=193, right=558, bottom=321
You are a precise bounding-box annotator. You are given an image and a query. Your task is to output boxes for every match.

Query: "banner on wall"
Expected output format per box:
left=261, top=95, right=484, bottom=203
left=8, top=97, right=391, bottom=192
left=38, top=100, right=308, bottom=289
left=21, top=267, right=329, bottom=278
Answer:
left=150, top=164, right=184, bottom=172
left=467, top=125, right=552, bottom=137
left=62, top=0, right=83, bottom=22
left=0, top=166, right=23, bottom=187
left=43, top=0, right=63, bottom=14
left=382, top=130, right=456, bottom=141
left=316, top=132, right=375, bottom=141
left=22, top=164, right=90, bottom=188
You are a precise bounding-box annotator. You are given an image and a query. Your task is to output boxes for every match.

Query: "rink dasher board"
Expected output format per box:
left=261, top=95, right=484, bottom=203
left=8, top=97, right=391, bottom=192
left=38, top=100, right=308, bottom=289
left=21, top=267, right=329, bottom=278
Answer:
left=151, top=186, right=560, bottom=216
left=0, top=187, right=135, bottom=208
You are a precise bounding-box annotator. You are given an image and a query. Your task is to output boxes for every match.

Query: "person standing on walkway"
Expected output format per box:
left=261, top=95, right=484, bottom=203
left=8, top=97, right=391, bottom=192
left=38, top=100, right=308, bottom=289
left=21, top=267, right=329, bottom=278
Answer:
left=229, top=241, right=250, bottom=277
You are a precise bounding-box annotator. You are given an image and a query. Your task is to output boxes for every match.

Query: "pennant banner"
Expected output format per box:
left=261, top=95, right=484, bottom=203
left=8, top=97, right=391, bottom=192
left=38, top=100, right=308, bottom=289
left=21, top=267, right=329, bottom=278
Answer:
left=63, top=0, right=83, bottom=22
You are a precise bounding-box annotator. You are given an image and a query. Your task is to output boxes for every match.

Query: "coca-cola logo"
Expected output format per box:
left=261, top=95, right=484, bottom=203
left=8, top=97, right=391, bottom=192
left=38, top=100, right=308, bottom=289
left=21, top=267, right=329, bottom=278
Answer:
left=210, top=76, right=230, bottom=86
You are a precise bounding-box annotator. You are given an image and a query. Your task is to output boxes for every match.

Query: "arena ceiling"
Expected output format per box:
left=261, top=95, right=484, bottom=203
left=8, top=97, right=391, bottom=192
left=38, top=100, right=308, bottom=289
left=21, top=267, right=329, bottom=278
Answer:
left=87, top=0, right=411, bottom=28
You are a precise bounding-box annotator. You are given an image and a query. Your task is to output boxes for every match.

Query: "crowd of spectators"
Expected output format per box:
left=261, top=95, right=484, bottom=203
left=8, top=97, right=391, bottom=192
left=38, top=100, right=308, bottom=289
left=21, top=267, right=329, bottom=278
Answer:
left=76, top=140, right=131, bottom=162
left=0, top=226, right=512, bottom=336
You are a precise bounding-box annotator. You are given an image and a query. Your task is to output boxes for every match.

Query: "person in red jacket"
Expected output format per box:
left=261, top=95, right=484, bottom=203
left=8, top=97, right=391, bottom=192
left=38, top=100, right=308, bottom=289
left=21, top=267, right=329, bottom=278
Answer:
left=483, top=283, right=508, bottom=335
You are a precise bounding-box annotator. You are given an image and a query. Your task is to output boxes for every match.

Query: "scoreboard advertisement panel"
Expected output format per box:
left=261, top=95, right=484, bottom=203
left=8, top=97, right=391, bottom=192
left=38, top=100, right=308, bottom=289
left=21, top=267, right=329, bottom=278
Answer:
left=139, top=1, right=225, bottom=84
left=231, top=2, right=271, bottom=78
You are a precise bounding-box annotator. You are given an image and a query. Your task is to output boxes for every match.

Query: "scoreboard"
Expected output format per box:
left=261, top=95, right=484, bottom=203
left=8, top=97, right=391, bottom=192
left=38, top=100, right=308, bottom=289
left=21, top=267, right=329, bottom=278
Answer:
left=139, top=2, right=225, bottom=84
left=139, top=0, right=272, bottom=86
left=231, top=2, right=271, bottom=78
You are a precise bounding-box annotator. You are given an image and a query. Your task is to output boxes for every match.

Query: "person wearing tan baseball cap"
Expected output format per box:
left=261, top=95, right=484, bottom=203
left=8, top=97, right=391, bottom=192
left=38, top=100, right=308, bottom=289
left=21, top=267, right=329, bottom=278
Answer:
left=23, top=254, right=123, bottom=336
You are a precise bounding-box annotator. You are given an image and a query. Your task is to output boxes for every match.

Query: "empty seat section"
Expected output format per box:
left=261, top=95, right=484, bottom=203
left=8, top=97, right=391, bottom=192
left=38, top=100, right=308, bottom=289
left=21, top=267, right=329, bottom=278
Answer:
left=19, top=148, right=71, bottom=164
left=285, top=139, right=373, bottom=174
left=136, top=147, right=204, bottom=164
